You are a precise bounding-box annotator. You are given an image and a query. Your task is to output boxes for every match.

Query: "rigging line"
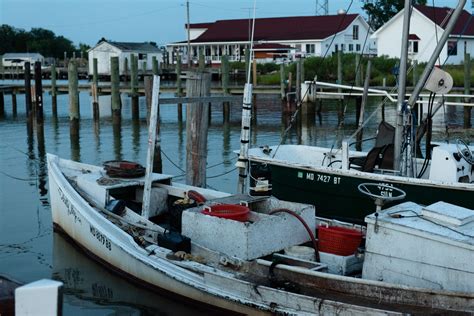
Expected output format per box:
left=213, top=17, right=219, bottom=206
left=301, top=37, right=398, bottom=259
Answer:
left=0, top=170, right=36, bottom=182
left=160, top=149, right=186, bottom=173
left=207, top=167, right=237, bottom=179
left=432, top=0, right=441, bottom=65
left=246, top=0, right=258, bottom=85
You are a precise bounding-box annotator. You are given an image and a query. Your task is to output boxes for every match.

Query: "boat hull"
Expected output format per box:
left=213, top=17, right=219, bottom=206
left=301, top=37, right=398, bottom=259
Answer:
left=256, top=162, right=474, bottom=223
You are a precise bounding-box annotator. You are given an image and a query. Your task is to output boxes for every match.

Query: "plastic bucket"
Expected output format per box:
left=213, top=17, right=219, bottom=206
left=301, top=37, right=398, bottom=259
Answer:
left=201, top=204, right=250, bottom=222
left=318, top=226, right=363, bottom=256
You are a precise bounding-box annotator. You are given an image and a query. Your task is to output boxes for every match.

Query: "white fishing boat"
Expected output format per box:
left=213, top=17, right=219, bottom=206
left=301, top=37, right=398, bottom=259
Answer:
left=48, top=152, right=474, bottom=314
left=246, top=1, right=474, bottom=223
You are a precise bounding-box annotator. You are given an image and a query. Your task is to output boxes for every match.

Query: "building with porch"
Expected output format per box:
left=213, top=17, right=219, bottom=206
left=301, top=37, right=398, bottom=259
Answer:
left=1, top=53, right=44, bottom=70
left=167, top=13, right=375, bottom=65
left=372, top=5, right=474, bottom=64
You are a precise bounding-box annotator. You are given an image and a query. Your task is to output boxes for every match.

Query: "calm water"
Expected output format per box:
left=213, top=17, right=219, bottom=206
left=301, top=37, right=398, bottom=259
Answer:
left=0, top=79, right=471, bottom=314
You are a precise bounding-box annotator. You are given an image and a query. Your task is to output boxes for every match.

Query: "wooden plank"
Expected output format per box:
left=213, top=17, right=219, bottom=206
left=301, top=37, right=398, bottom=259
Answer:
left=159, top=95, right=241, bottom=104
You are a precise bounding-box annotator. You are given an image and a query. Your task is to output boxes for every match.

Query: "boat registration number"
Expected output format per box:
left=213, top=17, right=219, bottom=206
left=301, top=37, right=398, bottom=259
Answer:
left=297, top=172, right=341, bottom=185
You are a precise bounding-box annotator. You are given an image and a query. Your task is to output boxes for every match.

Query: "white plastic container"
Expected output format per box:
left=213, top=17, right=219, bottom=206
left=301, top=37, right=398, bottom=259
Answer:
left=284, top=246, right=315, bottom=261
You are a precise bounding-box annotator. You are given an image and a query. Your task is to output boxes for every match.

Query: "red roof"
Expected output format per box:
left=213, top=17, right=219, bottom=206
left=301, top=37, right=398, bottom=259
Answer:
left=253, top=43, right=292, bottom=50
left=415, top=5, right=474, bottom=36
left=186, top=23, right=213, bottom=29
left=189, top=14, right=359, bottom=43
left=409, top=34, right=420, bottom=40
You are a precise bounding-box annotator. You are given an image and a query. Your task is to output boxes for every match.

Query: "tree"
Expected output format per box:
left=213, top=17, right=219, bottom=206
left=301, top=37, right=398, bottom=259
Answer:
left=363, top=0, right=427, bottom=30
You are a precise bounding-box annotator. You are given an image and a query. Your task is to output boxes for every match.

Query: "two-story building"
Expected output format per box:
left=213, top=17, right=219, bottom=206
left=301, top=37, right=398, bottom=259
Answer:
left=372, top=5, right=474, bottom=64
left=167, top=13, right=375, bottom=65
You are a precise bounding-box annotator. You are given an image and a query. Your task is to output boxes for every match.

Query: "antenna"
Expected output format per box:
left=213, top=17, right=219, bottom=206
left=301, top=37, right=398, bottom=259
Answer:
left=315, top=0, right=328, bottom=16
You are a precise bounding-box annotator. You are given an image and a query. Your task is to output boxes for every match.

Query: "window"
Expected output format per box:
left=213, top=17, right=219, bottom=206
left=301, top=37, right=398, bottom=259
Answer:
left=448, top=41, right=458, bottom=56
left=413, top=41, right=419, bottom=53
left=138, top=53, right=147, bottom=60
left=341, top=44, right=345, bottom=52
left=306, top=44, right=315, bottom=54
left=335, top=44, right=339, bottom=52
left=356, top=44, right=361, bottom=51
left=409, top=40, right=419, bottom=54
left=349, top=44, right=353, bottom=52
left=353, top=25, right=359, bottom=40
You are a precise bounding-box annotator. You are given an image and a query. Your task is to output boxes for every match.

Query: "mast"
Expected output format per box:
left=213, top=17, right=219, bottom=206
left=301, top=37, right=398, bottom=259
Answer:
left=186, top=0, right=191, bottom=67
left=393, top=0, right=412, bottom=173
left=142, top=75, right=161, bottom=218
left=236, top=0, right=257, bottom=194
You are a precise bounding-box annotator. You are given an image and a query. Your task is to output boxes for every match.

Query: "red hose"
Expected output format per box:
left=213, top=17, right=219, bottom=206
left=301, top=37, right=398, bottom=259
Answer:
left=269, top=208, right=320, bottom=262
left=186, top=190, right=207, bottom=204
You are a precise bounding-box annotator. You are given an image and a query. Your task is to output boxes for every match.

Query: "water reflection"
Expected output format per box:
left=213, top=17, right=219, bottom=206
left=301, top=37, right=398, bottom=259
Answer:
left=36, top=122, right=47, bottom=197
left=112, top=119, right=122, bottom=161
left=52, top=232, right=225, bottom=316
left=131, top=119, right=140, bottom=161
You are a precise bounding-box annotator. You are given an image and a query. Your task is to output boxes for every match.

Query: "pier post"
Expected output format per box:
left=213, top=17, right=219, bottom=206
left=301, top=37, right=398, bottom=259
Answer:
left=142, top=60, right=147, bottom=75
left=51, top=62, right=57, bottom=116
left=34, top=61, right=43, bottom=123
left=186, top=71, right=211, bottom=187
left=24, top=62, right=32, bottom=117
left=123, top=57, right=129, bottom=84
left=296, top=58, right=301, bottom=103
left=68, top=60, right=80, bottom=137
left=0, top=57, right=3, bottom=79
left=144, top=75, right=153, bottom=122
left=12, top=91, right=17, bottom=116
left=198, top=48, right=205, bottom=71
left=252, top=58, right=257, bottom=87
left=356, top=60, right=372, bottom=151
left=355, top=54, right=362, bottom=87
left=176, top=54, right=183, bottom=121
left=464, top=52, right=471, bottom=128
left=280, top=64, right=286, bottom=101
left=92, top=58, right=99, bottom=120
left=130, top=54, right=139, bottom=119
left=221, top=54, right=230, bottom=123
left=152, top=56, right=159, bottom=75
left=337, top=50, right=344, bottom=125
left=110, top=56, right=122, bottom=121
left=0, top=92, right=4, bottom=118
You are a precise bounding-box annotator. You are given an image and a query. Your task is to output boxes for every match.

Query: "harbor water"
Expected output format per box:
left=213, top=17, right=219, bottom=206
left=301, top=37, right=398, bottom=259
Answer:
left=0, top=79, right=471, bottom=314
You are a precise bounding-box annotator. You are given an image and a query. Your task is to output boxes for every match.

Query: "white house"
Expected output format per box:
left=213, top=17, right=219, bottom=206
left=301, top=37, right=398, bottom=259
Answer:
left=1, top=53, right=44, bottom=70
left=372, top=5, right=474, bottom=64
left=88, top=40, right=163, bottom=75
left=168, top=13, right=375, bottom=65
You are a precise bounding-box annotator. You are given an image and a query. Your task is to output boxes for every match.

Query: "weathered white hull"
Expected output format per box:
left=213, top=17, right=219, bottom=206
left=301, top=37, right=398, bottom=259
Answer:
left=48, top=154, right=400, bottom=315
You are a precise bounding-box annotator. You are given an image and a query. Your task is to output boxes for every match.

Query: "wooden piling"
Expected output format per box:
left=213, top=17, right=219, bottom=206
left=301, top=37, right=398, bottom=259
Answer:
left=186, top=71, right=211, bottom=187
left=356, top=60, right=372, bottom=151
left=130, top=54, right=139, bottom=119
left=221, top=54, right=230, bottom=123
left=0, top=92, right=4, bottom=118
left=176, top=54, right=183, bottom=121
left=355, top=54, right=362, bottom=87
left=142, top=61, right=147, bottom=75
left=123, top=57, right=129, bottom=84
left=92, top=58, right=99, bottom=120
left=198, top=48, right=205, bottom=71
left=144, top=75, right=153, bottom=121
left=296, top=58, right=301, bottom=103
left=0, top=57, right=3, bottom=79
left=280, top=64, right=286, bottom=101
left=51, top=63, right=57, bottom=116
left=68, top=60, right=80, bottom=138
left=11, top=92, right=17, bottom=116
left=110, top=56, right=122, bottom=120
left=34, top=61, right=43, bottom=123
left=24, top=62, right=32, bottom=117
left=337, top=50, right=344, bottom=125
left=152, top=56, right=159, bottom=75
left=68, top=60, right=80, bottom=120
left=464, top=52, right=471, bottom=128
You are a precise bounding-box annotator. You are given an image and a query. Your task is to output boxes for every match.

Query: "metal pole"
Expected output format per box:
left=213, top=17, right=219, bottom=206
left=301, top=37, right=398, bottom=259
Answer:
left=236, top=83, right=253, bottom=194
left=394, top=0, right=412, bottom=172
left=186, top=0, right=191, bottom=67
left=142, top=75, right=161, bottom=219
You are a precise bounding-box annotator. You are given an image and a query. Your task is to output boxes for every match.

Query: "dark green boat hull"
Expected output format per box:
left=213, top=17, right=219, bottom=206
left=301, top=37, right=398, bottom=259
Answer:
left=266, top=164, right=474, bottom=224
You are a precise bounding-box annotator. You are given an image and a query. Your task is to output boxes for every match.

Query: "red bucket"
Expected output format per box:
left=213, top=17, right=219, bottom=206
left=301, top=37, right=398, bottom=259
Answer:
left=318, top=226, right=363, bottom=256
left=201, top=204, right=250, bottom=222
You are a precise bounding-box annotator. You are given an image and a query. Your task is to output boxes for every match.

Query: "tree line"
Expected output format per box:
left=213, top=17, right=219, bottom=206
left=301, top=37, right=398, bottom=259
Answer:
left=0, top=24, right=90, bottom=59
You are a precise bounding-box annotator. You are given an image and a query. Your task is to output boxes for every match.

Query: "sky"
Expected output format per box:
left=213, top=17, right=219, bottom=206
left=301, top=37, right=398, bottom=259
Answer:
left=0, top=0, right=467, bottom=47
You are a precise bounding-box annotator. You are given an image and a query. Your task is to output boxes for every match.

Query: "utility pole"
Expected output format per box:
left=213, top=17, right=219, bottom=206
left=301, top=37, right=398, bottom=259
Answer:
left=186, top=0, right=191, bottom=67
left=315, top=0, right=328, bottom=16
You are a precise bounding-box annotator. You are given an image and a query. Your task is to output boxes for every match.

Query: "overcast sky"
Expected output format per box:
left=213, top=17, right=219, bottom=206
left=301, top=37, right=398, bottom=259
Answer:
left=0, top=0, right=467, bottom=47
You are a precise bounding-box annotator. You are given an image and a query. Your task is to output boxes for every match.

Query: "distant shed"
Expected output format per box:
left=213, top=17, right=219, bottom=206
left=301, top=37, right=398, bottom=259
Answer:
left=1, top=53, right=44, bottom=70
left=88, top=40, right=163, bottom=75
